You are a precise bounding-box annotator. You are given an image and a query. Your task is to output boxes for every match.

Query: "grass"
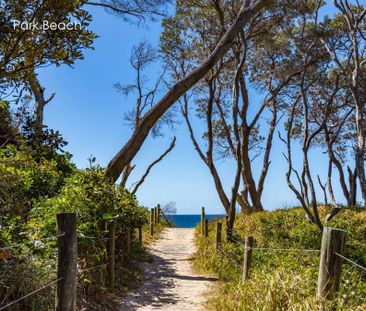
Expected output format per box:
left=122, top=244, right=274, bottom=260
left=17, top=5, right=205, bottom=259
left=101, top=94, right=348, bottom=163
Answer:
left=194, top=207, right=366, bottom=311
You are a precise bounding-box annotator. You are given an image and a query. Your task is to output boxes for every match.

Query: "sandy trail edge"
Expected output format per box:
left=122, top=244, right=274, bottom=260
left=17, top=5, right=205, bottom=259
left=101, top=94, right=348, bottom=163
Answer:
left=119, top=228, right=217, bottom=310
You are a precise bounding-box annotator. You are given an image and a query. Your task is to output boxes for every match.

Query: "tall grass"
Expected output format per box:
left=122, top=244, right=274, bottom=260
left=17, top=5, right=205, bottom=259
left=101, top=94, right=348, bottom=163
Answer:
left=194, top=207, right=366, bottom=311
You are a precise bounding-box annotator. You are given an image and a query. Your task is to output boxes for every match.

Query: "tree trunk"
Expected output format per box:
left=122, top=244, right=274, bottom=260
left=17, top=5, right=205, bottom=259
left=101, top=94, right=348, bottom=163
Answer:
left=348, top=166, right=357, bottom=206
left=104, top=0, right=273, bottom=182
left=27, top=69, right=55, bottom=138
left=241, top=131, right=264, bottom=212
left=237, top=188, right=251, bottom=212
left=326, top=157, right=336, bottom=205
left=355, top=104, right=366, bottom=205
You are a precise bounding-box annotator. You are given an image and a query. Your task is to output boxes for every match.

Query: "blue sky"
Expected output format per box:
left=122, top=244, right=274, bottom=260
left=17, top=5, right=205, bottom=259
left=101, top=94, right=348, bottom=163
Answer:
left=37, top=2, right=347, bottom=214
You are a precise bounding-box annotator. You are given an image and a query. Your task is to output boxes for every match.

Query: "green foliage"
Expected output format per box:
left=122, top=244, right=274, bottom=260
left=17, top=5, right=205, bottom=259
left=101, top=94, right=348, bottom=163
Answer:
left=0, top=0, right=97, bottom=82
left=0, top=101, right=18, bottom=146
left=27, top=167, right=148, bottom=241
left=194, top=207, right=366, bottom=311
left=0, top=145, right=74, bottom=223
left=0, top=145, right=150, bottom=309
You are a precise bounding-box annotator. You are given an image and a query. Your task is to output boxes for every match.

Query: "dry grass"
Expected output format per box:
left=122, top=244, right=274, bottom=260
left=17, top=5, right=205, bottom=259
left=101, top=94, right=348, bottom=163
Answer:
left=194, top=207, right=366, bottom=311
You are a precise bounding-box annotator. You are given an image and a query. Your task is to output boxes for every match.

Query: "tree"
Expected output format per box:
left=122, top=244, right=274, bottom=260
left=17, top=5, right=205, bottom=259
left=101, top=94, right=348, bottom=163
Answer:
left=85, top=0, right=171, bottom=22
left=0, top=101, right=18, bottom=147
left=26, top=70, right=55, bottom=138
left=161, top=201, right=177, bottom=215
left=0, top=0, right=96, bottom=83
left=161, top=0, right=305, bottom=235
left=116, top=41, right=176, bottom=193
left=104, top=0, right=274, bottom=182
left=321, top=0, right=366, bottom=205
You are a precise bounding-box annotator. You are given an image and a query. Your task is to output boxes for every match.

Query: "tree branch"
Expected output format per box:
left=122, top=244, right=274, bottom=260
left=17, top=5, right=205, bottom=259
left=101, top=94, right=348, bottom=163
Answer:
left=131, top=136, right=176, bottom=194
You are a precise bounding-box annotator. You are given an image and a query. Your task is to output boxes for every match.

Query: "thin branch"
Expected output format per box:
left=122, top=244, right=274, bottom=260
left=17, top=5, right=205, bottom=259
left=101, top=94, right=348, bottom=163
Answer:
left=131, top=136, right=176, bottom=194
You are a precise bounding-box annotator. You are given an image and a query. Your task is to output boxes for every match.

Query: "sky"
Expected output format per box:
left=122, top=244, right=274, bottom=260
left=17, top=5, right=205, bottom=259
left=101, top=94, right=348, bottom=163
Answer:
left=37, top=2, right=347, bottom=215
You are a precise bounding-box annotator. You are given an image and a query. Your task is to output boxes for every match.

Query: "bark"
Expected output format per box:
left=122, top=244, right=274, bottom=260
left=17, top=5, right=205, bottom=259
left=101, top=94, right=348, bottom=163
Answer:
left=241, top=129, right=264, bottom=211
left=27, top=69, right=55, bottom=136
left=257, top=105, right=277, bottom=200
left=355, top=106, right=366, bottom=204
left=347, top=165, right=357, bottom=206
left=317, top=175, right=328, bottom=205
left=105, top=0, right=273, bottom=182
left=182, top=77, right=242, bottom=238
left=237, top=188, right=251, bottom=212
left=326, top=156, right=337, bottom=205
left=238, top=74, right=265, bottom=212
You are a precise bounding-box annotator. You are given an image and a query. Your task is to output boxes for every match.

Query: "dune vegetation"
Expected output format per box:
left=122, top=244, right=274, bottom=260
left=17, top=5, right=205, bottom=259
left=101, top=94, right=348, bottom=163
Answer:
left=194, top=207, right=366, bottom=311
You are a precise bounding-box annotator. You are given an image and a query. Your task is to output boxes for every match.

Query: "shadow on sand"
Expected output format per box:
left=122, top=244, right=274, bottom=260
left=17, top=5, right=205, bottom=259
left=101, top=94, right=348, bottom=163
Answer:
left=119, top=252, right=218, bottom=310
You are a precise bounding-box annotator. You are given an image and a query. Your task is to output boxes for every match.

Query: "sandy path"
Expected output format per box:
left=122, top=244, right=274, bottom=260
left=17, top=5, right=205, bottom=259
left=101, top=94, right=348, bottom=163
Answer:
left=119, top=228, right=217, bottom=311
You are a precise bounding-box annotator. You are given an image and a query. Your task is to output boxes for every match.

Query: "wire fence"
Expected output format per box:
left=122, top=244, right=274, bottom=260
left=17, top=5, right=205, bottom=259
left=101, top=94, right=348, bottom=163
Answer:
left=0, top=258, right=112, bottom=311
left=227, top=230, right=366, bottom=273
left=0, top=233, right=65, bottom=251
left=334, top=252, right=366, bottom=272
left=201, top=217, right=366, bottom=303
left=228, top=235, right=321, bottom=253
left=0, top=278, right=63, bottom=311
left=0, top=206, right=164, bottom=310
left=0, top=221, right=145, bottom=310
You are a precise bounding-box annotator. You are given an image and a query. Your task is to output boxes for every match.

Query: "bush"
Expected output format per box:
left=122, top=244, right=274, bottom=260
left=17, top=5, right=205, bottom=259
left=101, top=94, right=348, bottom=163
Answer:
left=0, top=154, right=149, bottom=310
left=0, top=145, right=74, bottom=238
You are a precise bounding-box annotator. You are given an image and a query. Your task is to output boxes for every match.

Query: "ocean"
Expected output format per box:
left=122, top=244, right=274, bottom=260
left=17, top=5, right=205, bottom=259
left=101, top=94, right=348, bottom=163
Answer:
left=166, top=214, right=225, bottom=228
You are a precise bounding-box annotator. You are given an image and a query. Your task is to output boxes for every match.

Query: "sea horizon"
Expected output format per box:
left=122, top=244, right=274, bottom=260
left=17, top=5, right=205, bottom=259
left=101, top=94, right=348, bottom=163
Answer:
left=166, top=214, right=225, bottom=228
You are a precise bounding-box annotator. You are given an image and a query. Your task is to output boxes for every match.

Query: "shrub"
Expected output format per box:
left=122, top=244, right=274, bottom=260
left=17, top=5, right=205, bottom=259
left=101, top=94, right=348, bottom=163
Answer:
left=0, top=161, right=149, bottom=310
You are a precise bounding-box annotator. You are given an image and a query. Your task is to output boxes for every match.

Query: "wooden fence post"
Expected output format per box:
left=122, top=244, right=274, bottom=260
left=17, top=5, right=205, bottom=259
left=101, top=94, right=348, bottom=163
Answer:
left=201, top=207, right=205, bottom=236
left=215, top=222, right=222, bottom=250
left=107, top=222, right=115, bottom=291
left=152, top=207, right=156, bottom=224
left=138, top=226, right=142, bottom=244
left=56, top=213, right=77, bottom=311
left=157, top=204, right=161, bottom=223
left=155, top=206, right=159, bottom=224
left=242, top=236, right=253, bottom=281
left=317, top=227, right=346, bottom=300
left=150, top=208, right=154, bottom=236
left=204, top=219, right=208, bottom=238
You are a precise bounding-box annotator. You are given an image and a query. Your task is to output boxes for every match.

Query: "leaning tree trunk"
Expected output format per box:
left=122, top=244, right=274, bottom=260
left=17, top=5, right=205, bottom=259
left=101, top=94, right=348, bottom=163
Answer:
left=104, top=0, right=273, bottom=182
